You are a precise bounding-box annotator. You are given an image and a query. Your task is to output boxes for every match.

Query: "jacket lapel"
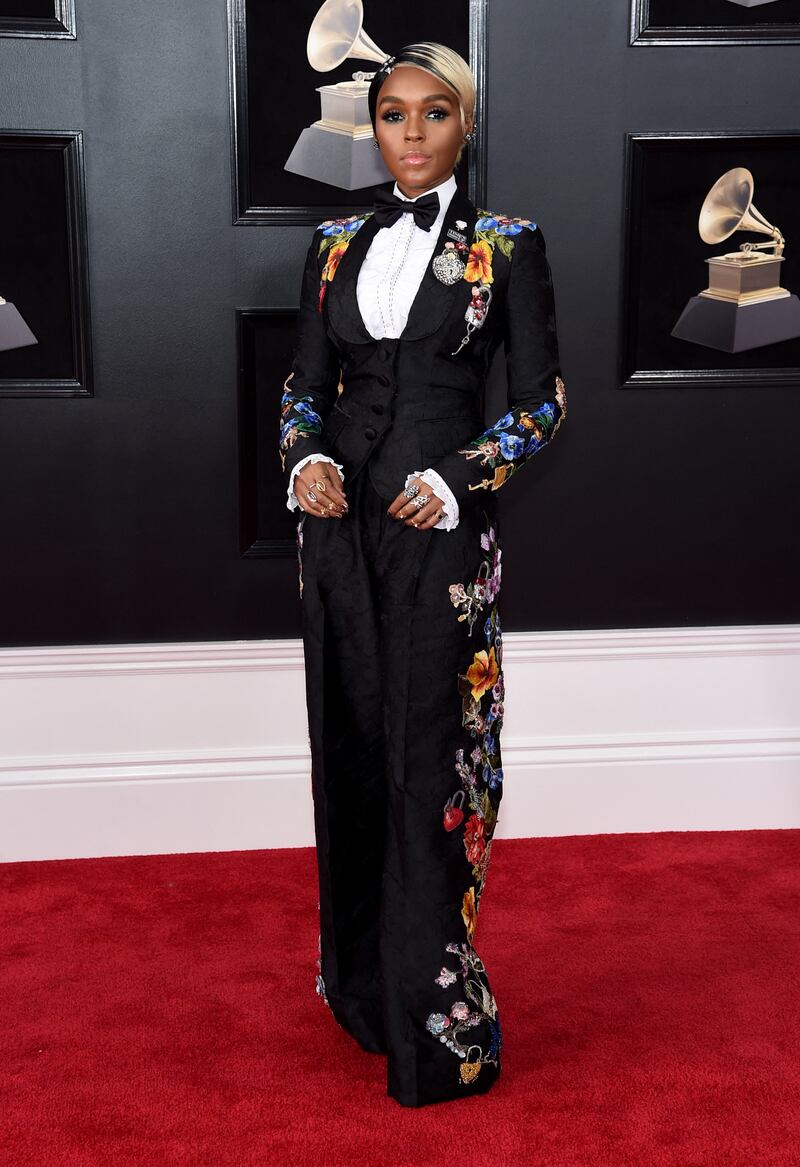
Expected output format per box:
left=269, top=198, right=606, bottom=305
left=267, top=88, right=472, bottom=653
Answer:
left=402, top=183, right=477, bottom=341
left=325, top=181, right=478, bottom=345
left=324, top=208, right=380, bottom=345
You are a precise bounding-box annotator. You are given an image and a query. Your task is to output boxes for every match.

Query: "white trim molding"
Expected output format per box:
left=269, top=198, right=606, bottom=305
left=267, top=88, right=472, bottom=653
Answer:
left=1, top=624, right=798, bottom=861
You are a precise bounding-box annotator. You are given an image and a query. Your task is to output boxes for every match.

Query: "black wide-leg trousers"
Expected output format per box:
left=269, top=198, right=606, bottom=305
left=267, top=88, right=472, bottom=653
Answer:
left=296, top=461, right=506, bottom=1108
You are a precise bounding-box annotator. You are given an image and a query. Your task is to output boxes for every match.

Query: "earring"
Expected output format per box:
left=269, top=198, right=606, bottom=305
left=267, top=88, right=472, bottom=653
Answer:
left=372, top=138, right=380, bottom=150
left=464, top=130, right=475, bottom=143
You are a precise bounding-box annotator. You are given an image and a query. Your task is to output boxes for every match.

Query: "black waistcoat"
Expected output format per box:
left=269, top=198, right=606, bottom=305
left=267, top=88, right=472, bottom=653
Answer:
left=320, top=184, right=503, bottom=499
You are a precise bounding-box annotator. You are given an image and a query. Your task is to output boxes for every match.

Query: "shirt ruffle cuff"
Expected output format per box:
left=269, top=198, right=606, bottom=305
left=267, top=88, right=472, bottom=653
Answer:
left=405, top=468, right=460, bottom=531
left=287, top=453, right=345, bottom=512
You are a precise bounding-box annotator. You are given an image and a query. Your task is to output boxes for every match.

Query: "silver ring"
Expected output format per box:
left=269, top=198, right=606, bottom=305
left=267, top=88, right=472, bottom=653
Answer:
left=412, top=493, right=430, bottom=509
left=307, top=488, right=318, bottom=503
left=403, top=482, right=420, bottom=499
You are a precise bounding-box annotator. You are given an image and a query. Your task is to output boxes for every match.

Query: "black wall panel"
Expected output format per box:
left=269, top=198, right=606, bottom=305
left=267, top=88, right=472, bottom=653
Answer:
left=0, top=0, right=797, bottom=647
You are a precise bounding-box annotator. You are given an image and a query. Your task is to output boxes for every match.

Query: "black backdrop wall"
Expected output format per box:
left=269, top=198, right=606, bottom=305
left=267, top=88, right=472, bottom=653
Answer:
left=0, top=0, right=797, bottom=648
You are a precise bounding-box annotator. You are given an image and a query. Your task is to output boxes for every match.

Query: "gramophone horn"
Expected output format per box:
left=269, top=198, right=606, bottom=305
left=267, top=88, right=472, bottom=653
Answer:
left=698, top=166, right=779, bottom=246
left=307, top=0, right=387, bottom=72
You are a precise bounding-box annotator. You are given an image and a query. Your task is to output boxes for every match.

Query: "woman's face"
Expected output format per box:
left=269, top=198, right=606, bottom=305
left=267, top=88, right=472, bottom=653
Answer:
left=374, top=64, right=472, bottom=198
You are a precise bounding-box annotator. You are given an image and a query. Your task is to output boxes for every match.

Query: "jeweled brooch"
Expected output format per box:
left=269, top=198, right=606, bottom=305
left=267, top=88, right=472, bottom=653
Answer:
left=452, top=282, right=493, bottom=355
left=433, top=241, right=468, bottom=285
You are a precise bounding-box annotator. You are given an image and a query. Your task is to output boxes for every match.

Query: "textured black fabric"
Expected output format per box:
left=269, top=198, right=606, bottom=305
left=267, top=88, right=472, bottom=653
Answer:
left=298, top=468, right=504, bottom=1107
left=280, top=180, right=567, bottom=1106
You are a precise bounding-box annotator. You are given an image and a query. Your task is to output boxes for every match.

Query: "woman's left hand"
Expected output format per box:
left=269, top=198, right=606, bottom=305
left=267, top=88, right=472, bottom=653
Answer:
left=387, top=476, right=445, bottom=530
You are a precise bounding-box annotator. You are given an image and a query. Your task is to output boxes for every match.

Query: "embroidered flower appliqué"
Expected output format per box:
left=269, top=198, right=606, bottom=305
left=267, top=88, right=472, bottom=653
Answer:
left=457, top=374, right=568, bottom=492
left=464, top=210, right=538, bottom=287
left=316, top=213, right=372, bottom=312
left=425, top=941, right=502, bottom=1085
left=443, top=514, right=505, bottom=933
left=314, top=928, right=330, bottom=1009
left=448, top=521, right=502, bottom=634
left=431, top=515, right=507, bottom=1086
left=278, top=371, right=325, bottom=471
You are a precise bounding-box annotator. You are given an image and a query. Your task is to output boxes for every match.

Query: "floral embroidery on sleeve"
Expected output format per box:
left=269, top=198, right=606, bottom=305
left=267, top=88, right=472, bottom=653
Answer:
left=457, top=374, right=568, bottom=492
left=278, top=371, right=326, bottom=471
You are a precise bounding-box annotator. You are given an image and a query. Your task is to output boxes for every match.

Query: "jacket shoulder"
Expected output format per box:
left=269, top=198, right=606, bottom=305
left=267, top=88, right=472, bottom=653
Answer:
left=313, top=212, right=373, bottom=261
left=475, top=208, right=538, bottom=234
left=315, top=211, right=374, bottom=234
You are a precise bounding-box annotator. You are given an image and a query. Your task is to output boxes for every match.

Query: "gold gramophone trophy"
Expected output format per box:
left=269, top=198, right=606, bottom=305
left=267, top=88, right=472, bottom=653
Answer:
left=284, top=0, right=392, bottom=190
left=671, top=167, right=800, bottom=352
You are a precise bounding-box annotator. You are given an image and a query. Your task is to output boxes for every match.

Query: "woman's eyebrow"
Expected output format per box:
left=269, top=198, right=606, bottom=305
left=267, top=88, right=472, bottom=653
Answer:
left=377, top=92, right=454, bottom=106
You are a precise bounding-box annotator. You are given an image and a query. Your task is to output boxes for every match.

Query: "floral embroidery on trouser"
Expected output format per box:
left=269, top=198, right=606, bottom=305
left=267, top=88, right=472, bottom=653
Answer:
left=296, top=512, right=306, bottom=599
left=427, top=514, right=505, bottom=1084
left=426, top=942, right=502, bottom=1084
left=315, top=922, right=330, bottom=1008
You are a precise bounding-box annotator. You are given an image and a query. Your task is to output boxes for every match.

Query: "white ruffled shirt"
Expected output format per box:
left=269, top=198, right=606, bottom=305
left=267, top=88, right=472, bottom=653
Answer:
left=286, top=172, right=461, bottom=530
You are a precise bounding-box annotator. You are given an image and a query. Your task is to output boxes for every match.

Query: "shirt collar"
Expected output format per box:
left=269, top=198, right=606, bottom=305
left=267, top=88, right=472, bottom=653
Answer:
left=392, top=172, right=458, bottom=221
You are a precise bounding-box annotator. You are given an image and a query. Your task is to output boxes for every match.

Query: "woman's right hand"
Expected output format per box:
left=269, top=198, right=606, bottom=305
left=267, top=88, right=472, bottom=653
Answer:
left=293, top=461, right=348, bottom=518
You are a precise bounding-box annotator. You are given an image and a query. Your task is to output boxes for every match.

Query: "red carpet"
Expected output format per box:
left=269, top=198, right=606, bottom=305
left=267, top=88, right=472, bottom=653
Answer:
left=1, top=829, right=798, bottom=1166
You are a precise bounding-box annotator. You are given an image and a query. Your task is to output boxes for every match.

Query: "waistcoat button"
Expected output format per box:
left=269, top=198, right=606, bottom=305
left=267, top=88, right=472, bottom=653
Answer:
left=377, top=374, right=391, bottom=386
left=364, top=426, right=378, bottom=439
left=377, top=347, right=391, bottom=362
left=372, top=403, right=384, bottom=414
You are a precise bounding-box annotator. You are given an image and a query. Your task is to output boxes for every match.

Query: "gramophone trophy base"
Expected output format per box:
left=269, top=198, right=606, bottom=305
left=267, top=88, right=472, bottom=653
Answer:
left=671, top=292, right=800, bottom=352
left=317, top=81, right=372, bottom=130
left=285, top=80, right=391, bottom=190
left=700, top=253, right=786, bottom=305
left=0, top=301, right=38, bottom=353
left=285, top=123, right=390, bottom=190
left=724, top=0, right=781, bottom=6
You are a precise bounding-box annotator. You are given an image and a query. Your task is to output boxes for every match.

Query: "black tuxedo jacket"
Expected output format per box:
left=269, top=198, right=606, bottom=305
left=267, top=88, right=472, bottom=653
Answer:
left=279, top=181, right=567, bottom=509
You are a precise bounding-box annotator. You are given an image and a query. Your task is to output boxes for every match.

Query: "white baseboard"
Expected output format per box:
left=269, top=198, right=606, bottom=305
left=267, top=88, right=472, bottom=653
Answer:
left=1, top=625, right=798, bottom=861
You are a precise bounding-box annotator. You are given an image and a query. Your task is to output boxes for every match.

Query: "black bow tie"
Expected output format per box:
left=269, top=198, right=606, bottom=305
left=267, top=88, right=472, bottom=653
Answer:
left=373, top=187, right=440, bottom=232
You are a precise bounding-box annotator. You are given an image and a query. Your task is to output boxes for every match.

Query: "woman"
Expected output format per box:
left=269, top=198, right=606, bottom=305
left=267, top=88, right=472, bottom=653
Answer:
left=278, top=42, right=567, bottom=1108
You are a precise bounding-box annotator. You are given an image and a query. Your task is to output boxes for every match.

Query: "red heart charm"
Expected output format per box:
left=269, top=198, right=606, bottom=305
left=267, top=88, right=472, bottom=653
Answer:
left=443, top=804, right=464, bottom=831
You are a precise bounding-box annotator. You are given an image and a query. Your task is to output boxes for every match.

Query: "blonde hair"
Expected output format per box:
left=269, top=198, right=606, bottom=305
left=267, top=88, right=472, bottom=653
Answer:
left=368, top=42, right=476, bottom=167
